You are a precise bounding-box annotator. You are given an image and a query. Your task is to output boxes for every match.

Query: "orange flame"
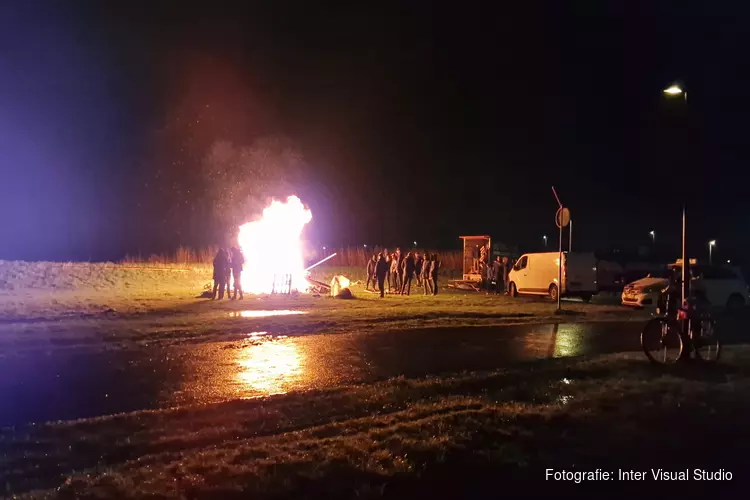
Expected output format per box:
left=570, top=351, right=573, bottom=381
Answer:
left=238, top=196, right=312, bottom=294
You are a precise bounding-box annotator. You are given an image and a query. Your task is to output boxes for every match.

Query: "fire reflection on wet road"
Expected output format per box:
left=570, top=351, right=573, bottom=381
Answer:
left=236, top=337, right=303, bottom=394
left=229, top=310, right=308, bottom=318
left=0, top=322, right=648, bottom=427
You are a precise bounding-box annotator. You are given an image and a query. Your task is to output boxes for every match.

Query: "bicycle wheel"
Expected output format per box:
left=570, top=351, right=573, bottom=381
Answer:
left=693, top=318, right=721, bottom=362
left=641, top=318, right=683, bottom=365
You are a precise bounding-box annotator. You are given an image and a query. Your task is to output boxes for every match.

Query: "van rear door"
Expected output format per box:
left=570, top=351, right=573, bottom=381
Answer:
left=564, top=252, right=597, bottom=293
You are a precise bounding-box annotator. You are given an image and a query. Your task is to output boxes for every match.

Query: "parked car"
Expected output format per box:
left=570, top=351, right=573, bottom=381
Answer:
left=621, top=263, right=749, bottom=310
left=508, top=252, right=597, bottom=302
left=621, top=269, right=672, bottom=307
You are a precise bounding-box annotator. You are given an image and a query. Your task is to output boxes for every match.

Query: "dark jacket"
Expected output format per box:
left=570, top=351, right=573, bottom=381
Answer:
left=402, top=255, right=416, bottom=274
left=431, top=259, right=440, bottom=275
left=503, top=261, right=511, bottom=279
left=492, top=261, right=503, bottom=281
left=230, top=248, right=245, bottom=272
left=366, top=258, right=376, bottom=277
left=415, top=256, right=424, bottom=274
left=375, top=256, right=389, bottom=277
left=212, top=251, right=229, bottom=280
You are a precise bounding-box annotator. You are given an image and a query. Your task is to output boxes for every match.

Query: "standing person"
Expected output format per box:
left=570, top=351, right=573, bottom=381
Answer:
left=492, top=256, right=503, bottom=295
left=390, top=252, right=400, bottom=292
left=422, top=253, right=433, bottom=295
left=414, top=252, right=424, bottom=287
left=431, top=253, right=441, bottom=295
left=375, top=253, right=389, bottom=298
left=225, top=251, right=233, bottom=297
left=503, top=257, right=512, bottom=294
left=365, top=254, right=377, bottom=291
left=383, top=250, right=391, bottom=292
left=485, top=259, right=495, bottom=294
left=212, top=248, right=229, bottom=300
left=230, top=246, right=245, bottom=300
left=400, top=252, right=416, bottom=295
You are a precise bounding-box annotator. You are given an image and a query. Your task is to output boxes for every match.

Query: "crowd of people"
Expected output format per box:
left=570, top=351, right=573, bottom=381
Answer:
left=365, top=248, right=441, bottom=298
left=210, top=243, right=509, bottom=300
left=473, top=243, right=514, bottom=295
left=483, top=255, right=513, bottom=295
left=211, top=246, right=245, bottom=300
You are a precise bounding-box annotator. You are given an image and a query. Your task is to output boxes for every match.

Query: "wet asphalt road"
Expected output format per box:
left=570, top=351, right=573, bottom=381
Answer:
left=0, top=321, right=665, bottom=427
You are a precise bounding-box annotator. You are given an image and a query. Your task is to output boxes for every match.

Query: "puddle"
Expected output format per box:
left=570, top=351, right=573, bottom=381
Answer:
left=236, top=341, right=304, bottom=395
left=229, top=310, right=307, bottom=318
left=0, top=322, right=643, bottom=426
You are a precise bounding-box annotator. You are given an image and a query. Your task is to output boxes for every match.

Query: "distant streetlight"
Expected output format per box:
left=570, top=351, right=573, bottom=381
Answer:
left=727, top=259, right=731, bottom=264
left=663, top=84, right=687, bottom=101
left=649, top=230, right=655, bottom=244
left=543, top=235, right=548, bottom=247
left=709, top=240, right=716, bottom=265
left=322, top=246, right=326, bottom=251
left=413, top=241, right=417, bottom=248
left=363, top=244, right=367, bottom=249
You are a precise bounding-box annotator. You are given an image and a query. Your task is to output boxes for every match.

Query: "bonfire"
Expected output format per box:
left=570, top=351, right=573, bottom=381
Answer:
left=238, top=196, right=312, bottom=294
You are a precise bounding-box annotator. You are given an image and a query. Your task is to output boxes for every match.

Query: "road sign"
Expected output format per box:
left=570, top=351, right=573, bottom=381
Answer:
left=555, top=207, right=571, bottom=228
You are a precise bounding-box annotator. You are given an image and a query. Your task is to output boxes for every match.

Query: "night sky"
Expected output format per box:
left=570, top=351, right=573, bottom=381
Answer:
left=1, top=1, right=749, bottom=262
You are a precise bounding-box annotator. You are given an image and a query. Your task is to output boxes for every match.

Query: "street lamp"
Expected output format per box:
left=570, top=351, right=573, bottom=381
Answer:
left=709, top=240, right=716, bottom=265
left=543, top=235, right=548, bottom=247
left=413, top=241, right=417, bottom=248
left=663, top=84, right=687, bottom=101
left=649, top=230, right=655, bottom=244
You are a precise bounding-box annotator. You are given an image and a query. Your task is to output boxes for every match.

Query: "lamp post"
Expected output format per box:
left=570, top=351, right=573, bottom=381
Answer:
left=649, top=230, right=655, bottom=244
left=543, top=235, right=547, bottom=248
left=709, top=240, right=716, bottom=265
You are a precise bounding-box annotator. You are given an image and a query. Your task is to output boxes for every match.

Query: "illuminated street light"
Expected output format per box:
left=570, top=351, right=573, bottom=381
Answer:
left=413, top=241, right=417, bottom=247
left=543, top=235, right=548, bottom=247
left=663, top=83, right=687, bottom=101
left=649, top=230, right=655, bottom=244
left=709, top=240, right=716, bottom=265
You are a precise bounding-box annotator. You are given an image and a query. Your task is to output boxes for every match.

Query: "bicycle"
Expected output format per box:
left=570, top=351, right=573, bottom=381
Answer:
left=640, top=283, right=721, bottom=365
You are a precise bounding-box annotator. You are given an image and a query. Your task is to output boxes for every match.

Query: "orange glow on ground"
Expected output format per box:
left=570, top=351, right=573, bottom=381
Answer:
left=237, top=196, right=312, bottom=294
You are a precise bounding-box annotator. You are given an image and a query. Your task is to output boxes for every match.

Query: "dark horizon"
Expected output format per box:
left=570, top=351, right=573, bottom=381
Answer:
left=1, top=1, right=749, bottom=263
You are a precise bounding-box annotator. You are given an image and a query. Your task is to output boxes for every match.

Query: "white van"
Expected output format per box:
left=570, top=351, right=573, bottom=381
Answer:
left=508, top=252, right=598, bottom=302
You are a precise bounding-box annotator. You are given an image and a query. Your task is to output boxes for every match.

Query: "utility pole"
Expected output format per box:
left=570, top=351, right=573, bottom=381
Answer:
left=681, top=207, right=688, bottom=305
left=569, top=219, right=573, bottom=252
left=552, top=187, right=570, bottom=313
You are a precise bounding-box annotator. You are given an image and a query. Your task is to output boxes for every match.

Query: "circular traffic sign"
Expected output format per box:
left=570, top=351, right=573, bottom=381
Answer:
left=555, top=207, right=571, bottom=228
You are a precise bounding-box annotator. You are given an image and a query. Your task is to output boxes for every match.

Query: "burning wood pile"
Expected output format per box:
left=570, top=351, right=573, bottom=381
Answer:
left=236, top=196, right=351, bottom=297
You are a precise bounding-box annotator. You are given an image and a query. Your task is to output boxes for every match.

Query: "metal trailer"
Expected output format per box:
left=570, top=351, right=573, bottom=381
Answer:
left=458, top=235, right=491, bottom=283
